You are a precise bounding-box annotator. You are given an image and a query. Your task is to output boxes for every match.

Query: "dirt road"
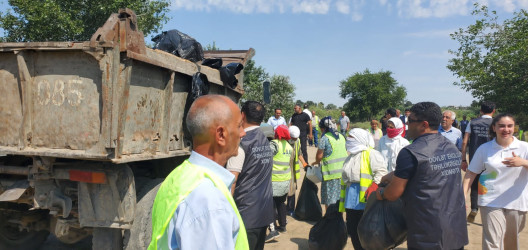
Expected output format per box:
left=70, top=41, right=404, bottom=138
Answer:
left=263, top=145, right=528, bottom=250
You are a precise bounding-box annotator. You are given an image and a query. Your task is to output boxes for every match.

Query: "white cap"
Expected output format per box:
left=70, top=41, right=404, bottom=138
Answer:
left=289, top=126, right=300, bottom=139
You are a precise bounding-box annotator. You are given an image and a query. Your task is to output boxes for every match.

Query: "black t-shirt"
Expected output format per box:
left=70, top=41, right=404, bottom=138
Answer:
left=291, top=112, right=311, bottom=137
left=394, top=148, right=417, bottom=179
left=393, top=134, right=437, bottom=180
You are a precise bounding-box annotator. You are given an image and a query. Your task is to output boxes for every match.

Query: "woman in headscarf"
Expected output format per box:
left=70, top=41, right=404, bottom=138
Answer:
left=266, top=125, right=293, bottom=240
left=311, top=116, right=348, bottom=209
left=377, top=117, right=410, bottom=172
left=340, top=128, right=387, bottom=250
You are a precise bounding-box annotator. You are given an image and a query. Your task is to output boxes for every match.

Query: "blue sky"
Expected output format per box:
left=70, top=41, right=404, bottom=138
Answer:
left=163, top=0, right=527, bottom=108
left=1, top=0, right=526, bottom=108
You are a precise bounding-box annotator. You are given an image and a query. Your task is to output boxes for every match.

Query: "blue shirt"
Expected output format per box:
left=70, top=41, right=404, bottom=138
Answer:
left=344, top=183, right=366, bottom=210
left=439, top=126, right=463, bottom=150
left=267, top=116, right=287, bottom=130
left=164, top=151, right=239, bottom=250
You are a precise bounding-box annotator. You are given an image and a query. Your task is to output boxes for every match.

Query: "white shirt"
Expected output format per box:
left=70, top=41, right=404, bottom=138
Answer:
left=303, top=109, right=313, bottom=119
left=267, top=116, right=287, bottom=130
left=468, top=137, right=528, bottom=211
left=226, top=126, right=260, bottom=173
left=376, top=135, right=410, bottom=172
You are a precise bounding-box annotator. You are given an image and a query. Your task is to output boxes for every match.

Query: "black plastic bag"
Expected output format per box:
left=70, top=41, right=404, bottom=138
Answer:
left=294, top=177, right=322, bottom=221
left=308, top=204, right=348, bottom=250
left=152, top=29, right=204, bottom=62
left=191, top=72, right=209, bottom=100
left=357, top=193, right=407, bottom=250
left=201, top=58, right=223, bottom=69
left=219, top=63, right=243, bottom=89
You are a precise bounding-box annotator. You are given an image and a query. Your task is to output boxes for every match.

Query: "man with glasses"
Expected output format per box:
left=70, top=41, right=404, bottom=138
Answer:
left=376, top=102, right=468, bottom=250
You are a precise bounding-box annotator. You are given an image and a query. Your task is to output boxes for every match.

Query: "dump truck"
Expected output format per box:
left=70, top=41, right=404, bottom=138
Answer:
left=0, top=9, right=254, bottom=249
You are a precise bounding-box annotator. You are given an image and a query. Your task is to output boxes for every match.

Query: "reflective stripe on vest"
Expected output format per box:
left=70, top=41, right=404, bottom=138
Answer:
left=321, top=133, right=348, bottom=181
left=148, top=161, right=249, bottom=250
left=272, top=139, right=292, bottom=182
left=339, top=149, right=373, bottom=212
left=294, top=139, right=301, bottom=179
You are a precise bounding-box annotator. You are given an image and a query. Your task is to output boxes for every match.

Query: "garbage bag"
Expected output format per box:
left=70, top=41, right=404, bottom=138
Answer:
left=219, top=63, right=243, bottom=89
left=191, top=72, right=209, bottom=100
left=357, top=193, right=407, bottom=250
left=152, top=29, right=204, bottom=62
left=308, top=204, right=348, bottom=250
left=294, top=177, right=322, bottom=221
left=202, top=58, right=223, bottom=69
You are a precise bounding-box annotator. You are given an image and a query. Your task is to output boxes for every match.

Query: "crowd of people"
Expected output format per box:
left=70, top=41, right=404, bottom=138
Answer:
left=148, top=96, right=528, bottom=250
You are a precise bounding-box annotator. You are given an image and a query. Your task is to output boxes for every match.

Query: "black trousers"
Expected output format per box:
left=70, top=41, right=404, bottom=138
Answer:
left=286, top=194, right=295, bottom=213
left=346, top=209, right=365, bottom=250
left=273, top=194, right=288, bottom=227
left=300, top=135, right=308, bottom=161
left=246, top=226, right=267, bottom=250
left=470, top=174, right=480, bottom=210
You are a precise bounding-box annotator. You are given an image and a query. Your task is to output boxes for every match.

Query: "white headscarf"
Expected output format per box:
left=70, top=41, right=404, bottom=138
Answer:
left=346, top=128, right=374, bottom=154
left=379, top=118, right=410, bottom=172
left=388, top=117, right=404, bottom=138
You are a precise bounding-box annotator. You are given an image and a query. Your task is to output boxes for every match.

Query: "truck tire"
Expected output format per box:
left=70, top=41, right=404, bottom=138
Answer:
left=0, top=226, right=49, bottom=250
left=123, top=178, right=163, bottom=250
left=92, top=228, right=123, bottom=250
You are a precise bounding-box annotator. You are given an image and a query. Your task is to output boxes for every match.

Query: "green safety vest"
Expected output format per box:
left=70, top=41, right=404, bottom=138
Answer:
left=321, top=133, right=348, bottom=181
left=148, top=160, right=249, bottom=250
left=313, top=115, right=321, bottom=133
left=293, top=139, right=301, bottom=179
left=272, top=139, right=293, bottom=182
left=338, top=149, right=373, bottom=212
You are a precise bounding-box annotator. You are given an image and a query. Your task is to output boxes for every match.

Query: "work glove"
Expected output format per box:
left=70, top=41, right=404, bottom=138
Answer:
left=364, top=182, right=379, bottom=200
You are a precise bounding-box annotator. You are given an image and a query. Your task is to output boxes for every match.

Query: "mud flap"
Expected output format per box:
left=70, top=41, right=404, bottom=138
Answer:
left=78, top=164, right=136, bottom=229
left=0, top=180, right=29, bottom=202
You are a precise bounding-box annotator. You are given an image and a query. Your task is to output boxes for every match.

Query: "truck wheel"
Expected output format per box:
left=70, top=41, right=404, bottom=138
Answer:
left=92, top=228, right=122, bottom=250
left=0, top=225, right=49, bottom=250
left=123, top=178, right=163, bottom=250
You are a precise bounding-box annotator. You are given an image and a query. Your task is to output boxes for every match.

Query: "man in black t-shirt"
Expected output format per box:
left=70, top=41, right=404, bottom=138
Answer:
left=290, top=104, right=312, bottom=161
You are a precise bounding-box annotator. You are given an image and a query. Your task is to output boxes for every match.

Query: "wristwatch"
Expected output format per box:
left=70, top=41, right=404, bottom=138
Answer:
left=379, top=188, right=385, bottom=200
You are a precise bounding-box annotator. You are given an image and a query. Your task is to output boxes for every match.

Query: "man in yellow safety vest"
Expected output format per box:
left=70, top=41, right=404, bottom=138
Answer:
left=149, top=95, right=249, bottom=250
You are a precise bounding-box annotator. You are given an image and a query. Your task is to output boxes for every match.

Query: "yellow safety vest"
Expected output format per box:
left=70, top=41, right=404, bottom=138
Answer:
left=339, top=149, right=373, bottom=212
left=272, top=139, right=293, bottom=182
left=321, top=133, right=348, bottom=181
left=148, top=160, right=249, bottom=250
left=293, top=139, right=301, bottom=180
left=313, top=115, right=321, bottom=133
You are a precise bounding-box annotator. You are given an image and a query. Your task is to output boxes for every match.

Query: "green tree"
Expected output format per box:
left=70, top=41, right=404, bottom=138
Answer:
left=448, top=3, right=528, bottom=127
left=241, top=60, right=295, bottom=121
left=317, top=102, right=325, bottom=109
left=325, top=104, right=337, bottom=110
left=0, top=0, right=170, bottom=42
left=339, top=69, right=406, bottom=121
left=305, top=100, right=316, bottom=108
left=204, top=41, right=220, bottom=51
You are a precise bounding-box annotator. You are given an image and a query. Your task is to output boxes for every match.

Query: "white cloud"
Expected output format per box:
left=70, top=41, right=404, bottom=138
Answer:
left=406, top=29, right=455, bottom=38
left=170, top=0, right=528, bottom=18
left=336, top=1, right=350, bottom=14
left=402, top=50, right=451, bottom=59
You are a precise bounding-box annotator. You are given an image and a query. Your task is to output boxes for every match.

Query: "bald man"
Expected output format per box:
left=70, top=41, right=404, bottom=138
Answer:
left=149, top=95, right=249, bottom=250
